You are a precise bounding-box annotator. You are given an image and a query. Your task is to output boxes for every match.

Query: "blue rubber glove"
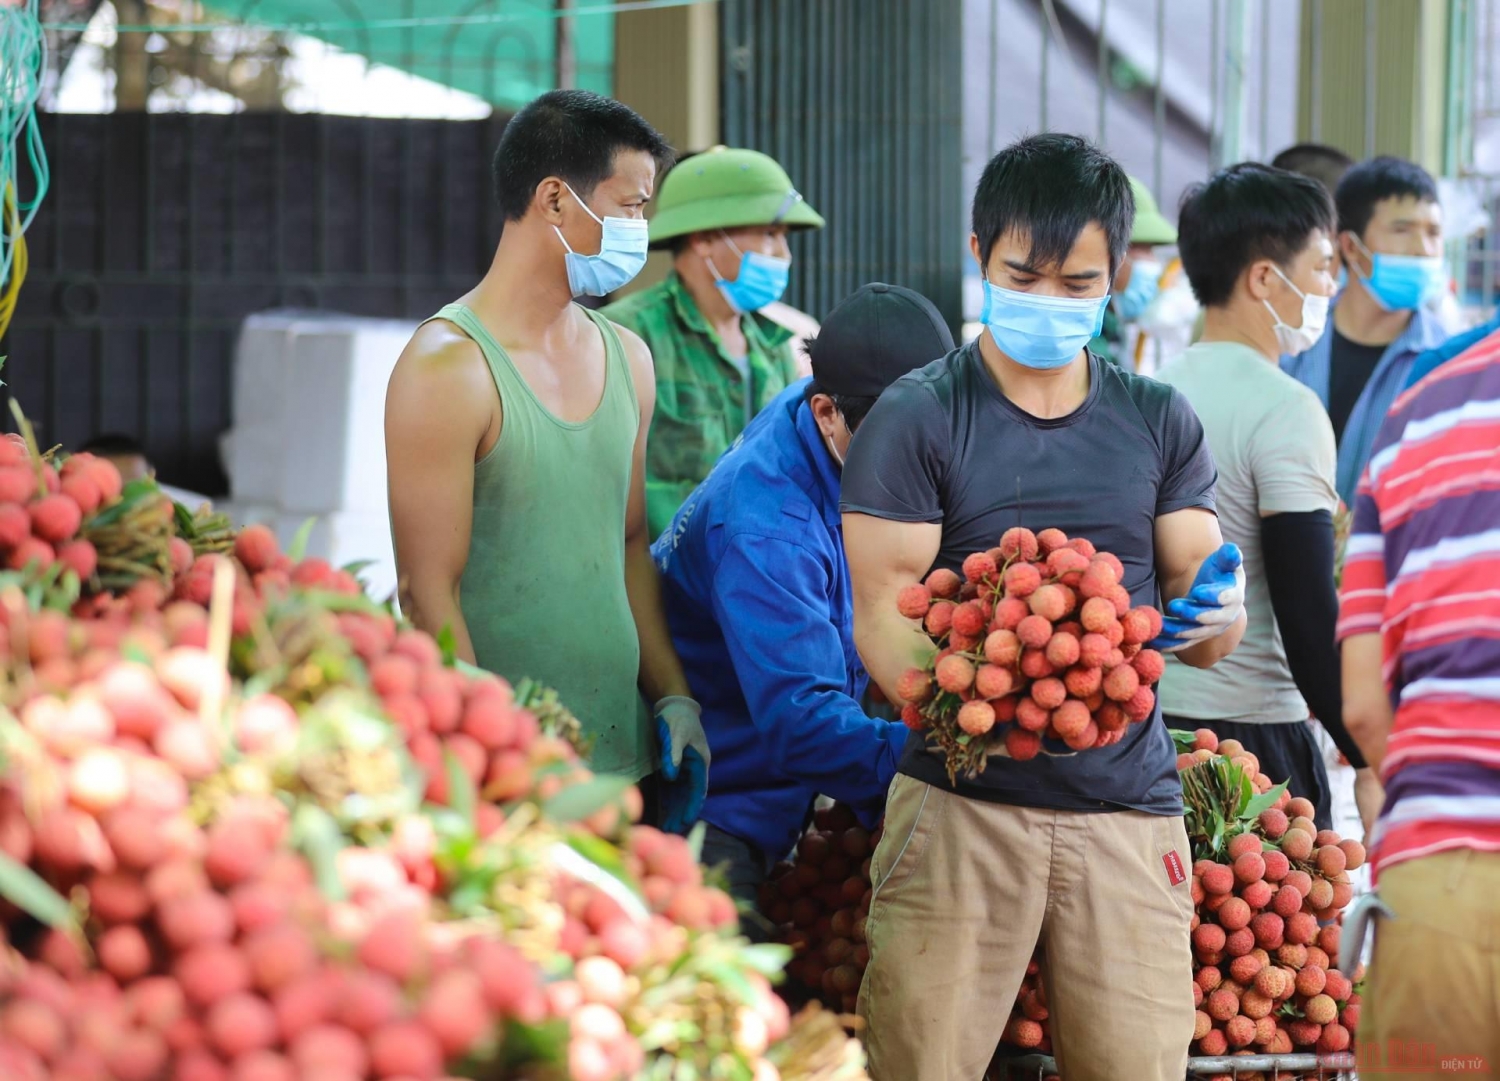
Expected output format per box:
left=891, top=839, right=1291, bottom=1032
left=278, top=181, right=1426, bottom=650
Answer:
left=1150, top=543, right=1246, bottom=654
left=655, top=696, right=710, bottom=835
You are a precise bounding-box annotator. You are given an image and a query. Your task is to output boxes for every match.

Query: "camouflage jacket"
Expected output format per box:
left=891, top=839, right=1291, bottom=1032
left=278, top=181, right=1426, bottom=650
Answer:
left=603, top=271, right=799, bottom=539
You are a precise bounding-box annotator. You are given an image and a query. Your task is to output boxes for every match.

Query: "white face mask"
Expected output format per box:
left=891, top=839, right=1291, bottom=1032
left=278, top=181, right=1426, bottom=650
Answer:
left=1263, top=265, right=1330, bottom=356
left=827, top=415, right=854, bottom=469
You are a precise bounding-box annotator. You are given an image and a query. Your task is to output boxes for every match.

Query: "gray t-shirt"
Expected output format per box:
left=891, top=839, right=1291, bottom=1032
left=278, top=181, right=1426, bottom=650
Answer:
left=840, top=343, right=1217, bottom=814
left=1154, top=340, right=1338, bottom=725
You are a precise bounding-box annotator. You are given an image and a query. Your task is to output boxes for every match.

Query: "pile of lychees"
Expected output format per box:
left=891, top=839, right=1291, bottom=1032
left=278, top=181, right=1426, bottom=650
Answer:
left=0, top=430, right=861, bottom=1081
left=757, top=805, right=878, bottom=1014
left=1180, top=731, right=1363, bottom=1062
left=894, top=526, right=1164, bottom=778
left=995, top=732, right=1364, bottom=1071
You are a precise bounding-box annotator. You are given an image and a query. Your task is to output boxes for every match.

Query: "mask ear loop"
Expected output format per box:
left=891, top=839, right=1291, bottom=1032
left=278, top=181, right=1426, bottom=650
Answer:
left=554, top=181, right=605, bottom=256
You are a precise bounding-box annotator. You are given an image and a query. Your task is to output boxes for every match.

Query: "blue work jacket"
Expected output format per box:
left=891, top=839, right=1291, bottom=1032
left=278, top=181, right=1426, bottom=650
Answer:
left=1401, top=313, right=1500, bottom=391
left=1281, top=299, right=1450, bottom=505
left=651, top=380, right=907, bottom=861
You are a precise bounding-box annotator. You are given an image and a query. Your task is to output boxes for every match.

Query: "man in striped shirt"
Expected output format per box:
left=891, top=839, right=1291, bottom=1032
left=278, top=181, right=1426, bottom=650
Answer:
left=1337, top=323, right=1500, bottom=1076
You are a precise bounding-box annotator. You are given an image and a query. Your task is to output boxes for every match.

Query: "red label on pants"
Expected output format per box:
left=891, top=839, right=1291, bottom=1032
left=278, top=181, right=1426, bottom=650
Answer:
left=1163, top=850, right=1186, bottom=886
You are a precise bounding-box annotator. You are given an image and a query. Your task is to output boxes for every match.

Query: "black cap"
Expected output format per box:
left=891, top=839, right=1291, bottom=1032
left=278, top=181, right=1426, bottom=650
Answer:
left=807, top=283, right=955, bottom=399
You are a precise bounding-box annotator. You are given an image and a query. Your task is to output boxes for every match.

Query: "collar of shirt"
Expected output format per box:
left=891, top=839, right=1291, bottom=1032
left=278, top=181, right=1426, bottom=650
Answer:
left=791, top=391, right=844, bottom=529
left=1280, top=295, right=1452, bottom=406
left=665, top=269, right=795, bottom=363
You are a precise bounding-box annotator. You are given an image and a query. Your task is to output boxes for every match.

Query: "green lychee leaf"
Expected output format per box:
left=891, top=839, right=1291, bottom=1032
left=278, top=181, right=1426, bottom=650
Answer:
left=736, top=942, right=794, bottom=978
left=498, top=1017, right=570, bottom=1068
left=0, top=850, right=76, bottom=930
left=541, top=774, right=634, bottom=824
left=435, top=624, right=458, bottom=667
left=287, top=516, right=317, bottom=562
left=686, top=819, right=706, bottom=861
left=1169, top=728, right=1197, bottom=753
left=566, top=832, right=637, bottom=891
left=291, top=804, right=346, bottom=901
left=1239, top=780, right=1290, bottom=821
left=442, top=746, right=476, bottom=827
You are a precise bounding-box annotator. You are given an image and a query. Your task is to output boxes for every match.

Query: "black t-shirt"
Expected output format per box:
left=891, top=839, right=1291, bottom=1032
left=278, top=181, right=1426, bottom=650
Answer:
left=1327, top=331, right=1386, bottom=443
left=840, top=343, right=1217, bottom=814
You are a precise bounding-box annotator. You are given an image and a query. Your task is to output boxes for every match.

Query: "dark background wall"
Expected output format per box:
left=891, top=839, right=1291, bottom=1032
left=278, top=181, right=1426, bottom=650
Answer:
left=2, top=112, right=509, bottom=495
left=720, top=0, right=966, bottom=332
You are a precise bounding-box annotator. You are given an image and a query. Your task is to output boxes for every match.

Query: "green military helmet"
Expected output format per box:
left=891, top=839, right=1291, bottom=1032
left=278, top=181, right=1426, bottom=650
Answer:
left=1129, top=176, right=1178, bottom=246
left=648, top=145, right=825, bottom=249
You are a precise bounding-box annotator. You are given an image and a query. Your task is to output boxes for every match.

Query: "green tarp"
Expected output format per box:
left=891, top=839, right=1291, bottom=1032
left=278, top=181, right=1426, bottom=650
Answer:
left=206, top=1, right=613, bottom=108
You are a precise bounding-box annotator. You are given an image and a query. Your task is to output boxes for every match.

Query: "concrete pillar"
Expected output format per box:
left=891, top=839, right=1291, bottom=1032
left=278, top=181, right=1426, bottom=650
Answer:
left=1298, top=0, right=1450, bottom=172
left=613, top=1, right=721, bottom=294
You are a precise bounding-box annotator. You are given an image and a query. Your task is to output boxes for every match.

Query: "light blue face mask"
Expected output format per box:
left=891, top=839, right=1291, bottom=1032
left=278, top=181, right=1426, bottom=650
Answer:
left=709, top=233, right=791, bottom=313
left=554, top=183, right=649, bottom=297
left=1115, top=258, right=1162, bottom=323
left=1349, top=235, right=1444, bottom=312
left=979, top=279, right=1110, bottom=370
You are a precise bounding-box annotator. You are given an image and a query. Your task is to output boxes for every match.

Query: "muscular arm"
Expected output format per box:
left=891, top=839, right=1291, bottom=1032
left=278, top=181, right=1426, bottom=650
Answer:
left=844, top=513, right=943, bottom=703
left=385, top=324, right=496, bottom=665
left=1341, top=632, right=1393, bottom=772
left=617, top=326, right=692, bottom=704
left=1154, top=507, right=1246, bottom=669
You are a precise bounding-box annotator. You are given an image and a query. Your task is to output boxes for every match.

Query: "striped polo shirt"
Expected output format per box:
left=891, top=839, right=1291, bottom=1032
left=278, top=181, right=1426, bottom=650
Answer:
left=1336, top=326, right=1500, bottom=879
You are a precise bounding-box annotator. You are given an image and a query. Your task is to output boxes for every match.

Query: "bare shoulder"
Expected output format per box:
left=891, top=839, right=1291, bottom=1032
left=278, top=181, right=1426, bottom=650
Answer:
left=609, top=318, right=657, bottom=402
left=386, top=320, right=495, bottom=441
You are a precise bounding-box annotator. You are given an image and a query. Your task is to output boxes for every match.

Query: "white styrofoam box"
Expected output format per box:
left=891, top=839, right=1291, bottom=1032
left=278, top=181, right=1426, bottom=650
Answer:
left=274, top=511, right=398, bottom=604
left=226, top=311, right=319, bottom=503
left=275, top=319, right=417, bottom=515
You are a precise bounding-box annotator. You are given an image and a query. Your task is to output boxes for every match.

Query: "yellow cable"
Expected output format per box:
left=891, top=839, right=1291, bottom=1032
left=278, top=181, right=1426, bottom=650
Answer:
left=0, top=182, right=27, bottom=343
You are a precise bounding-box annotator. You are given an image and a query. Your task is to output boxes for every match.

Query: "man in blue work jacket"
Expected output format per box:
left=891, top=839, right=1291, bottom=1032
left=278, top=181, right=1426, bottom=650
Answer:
left=651, top=283, right=953, bottom=924
left=1281, top=155, right=1455, bottom=505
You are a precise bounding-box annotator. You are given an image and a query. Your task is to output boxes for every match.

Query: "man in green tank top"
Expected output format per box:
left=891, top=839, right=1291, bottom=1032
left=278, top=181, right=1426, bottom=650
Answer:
left=384, top=90, right=710, bottom=831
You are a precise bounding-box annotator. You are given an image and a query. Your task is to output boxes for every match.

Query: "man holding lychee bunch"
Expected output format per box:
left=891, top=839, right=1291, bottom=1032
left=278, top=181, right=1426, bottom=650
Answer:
left=841, top=134, right=1246, bottom=1080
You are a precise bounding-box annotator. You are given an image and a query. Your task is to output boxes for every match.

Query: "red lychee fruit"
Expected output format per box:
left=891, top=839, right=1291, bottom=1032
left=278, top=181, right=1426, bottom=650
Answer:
left=56, top=539, right=98, bottom=581
left=1051, top=699, right=1092, bottom=740
left=1305, top=877, right=1335, bottom=911
left=1324, top=969, right=1352, bottom=1002
left=1217, top=896, right=1252, bottom=931
left=1129, top=647, right=1165, bottom=684
left=1004, top=727, right=1041, bottom=761
left=1258, top=808, right=1290, bottom=839
left=983, top=629, right=1022, bottom=666
left=1225, top=1014, right=1256, bottom=1048
left=176, top=943, right=252, bottom=1008
left=1016, top=614, right=1052, bottom=649
left=1197, top=1028, right=1228, bottom=1056
left=1316, top=1021, right=1351, bottom=1053
left=1253, top=966, right=1288, bottom=1000
left=935, top=655, right=976, bottom=694
left=924, top=602, right=955, bottom=636
left=1303, top=993, right=1338, bottom=1025
left=896, top=669, right=933, bottom=704
left=1316, top=844, right=1348, bottom=876
left=1225, top=927, right=1256, bottom=956
left=207, top=993, right=279, bottom=1059
left=1193, top=923, right=1227, bottom=955
left=1078, top=632, right=1111, bottom=668
left=1272, top=884, right=1304, bottom=918
left=1102, top=663, right=1139, bottom=702
left=1201, top=864, right=1235, bottom=895
left=957, top=700, right=996, bottom=736
left=233, top=525, right=280, bottom=574
left=1249, top=911, right=1284, bottom=950
left=1014, top=698, right=1049, bottom=732
left=1240, top=880, right=1273, bottom=911
left=1280, top=828, right=1314, bottom=862
left=974, top=664, right=1014, bottom=700
left=1063, top=665, right=1101, bottom=698
left=29, top=494, right=82, bottom=544
left=1233, top=851, right=1266, bottom=884
left=98, top=924, right=153, bottom=982
left=1019, top=648, right=1055, bottom=680
left=925, top=568, right=962, bottom=598
left=1205, top=987, right=1239, bottom=1022
left=1044, top=631, right=1080, bottom=668
left=962, top=551, right=997, bottom=584
left=952, top=601, right=988, bottom=637
left=1029, top=677, right=1067, bottom=710
left=1035, top=528, right=1068, bottom=554
left=1228, top=953, right=1263, bottom=984
left=8, top=536, right=54, bottom=570
left=896, top=584, right=932, bottom=620
left=369, top=1021, right=443, bottom=1080
left=1000, top=527, right=1040, bottom=562
left=1337, top=838, right=1366, bottom=870
left=1003, top=562, right=1042, bottom=598
left=1123, top=684, right=1156, bottom=722
left=1079, top=559, right=1119, bottom=600
left=1080, top=596, right=1117, bottom=634
left=992, top=596, right=1030, bottom=630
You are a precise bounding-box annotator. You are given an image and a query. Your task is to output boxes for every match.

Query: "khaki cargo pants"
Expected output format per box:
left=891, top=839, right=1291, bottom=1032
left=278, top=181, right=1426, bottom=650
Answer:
left=856, top=775, right=1196, bottom=1081
left=1359, top=849, right=1500, bottom=1080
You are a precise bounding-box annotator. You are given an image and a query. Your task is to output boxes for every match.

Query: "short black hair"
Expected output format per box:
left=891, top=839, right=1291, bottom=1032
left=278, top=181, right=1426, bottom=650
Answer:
left=971, top=133, right=1133, bottom=277
left=80, top=433, right=148, bottom=458
left=1334, top=155, right=1439, bottom=238
left=1270, top=142, right=1354, bottom=194
left=803, top=379, right=879, bottom=433
left=492, top=90, right=673, bottom=223
left=1177, top=162, right=1336, bottom=308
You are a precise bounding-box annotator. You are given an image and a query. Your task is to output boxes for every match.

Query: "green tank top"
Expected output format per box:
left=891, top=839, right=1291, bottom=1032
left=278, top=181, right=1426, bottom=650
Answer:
left=428, top=303, right=653, bottom=780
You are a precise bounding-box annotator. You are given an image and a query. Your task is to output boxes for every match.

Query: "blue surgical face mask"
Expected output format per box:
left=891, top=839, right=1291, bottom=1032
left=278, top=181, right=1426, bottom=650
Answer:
left=709, top=233, right=791, bottom=313
left=1349, top=235, right=1444, bottom=312
left=979, top=278, right=1110, bottom=370
left=554, top=183, right=649, bottom=297
left=1115, top=258, right=1162, bottom=322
